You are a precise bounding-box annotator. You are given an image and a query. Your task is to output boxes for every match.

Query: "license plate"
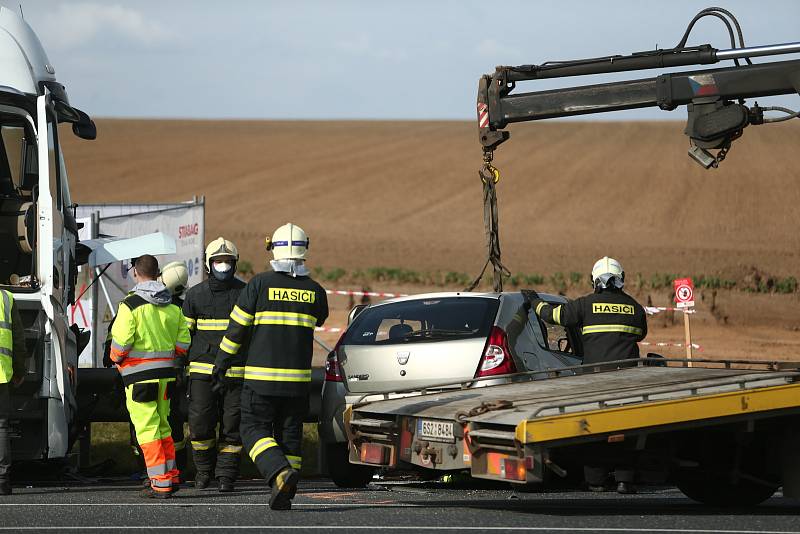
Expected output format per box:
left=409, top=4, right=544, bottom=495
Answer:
left=417, top=419, right=454, bottom=442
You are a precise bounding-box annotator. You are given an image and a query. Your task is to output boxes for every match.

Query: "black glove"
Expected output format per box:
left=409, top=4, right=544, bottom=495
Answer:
left=211, top=365, right=228, bottom=393
left=102, top=342, right=114, bottom=368
left=521, top=289, right=539, bottom=312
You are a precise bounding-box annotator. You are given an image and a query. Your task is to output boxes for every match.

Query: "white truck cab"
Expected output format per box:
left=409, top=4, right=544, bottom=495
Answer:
left=0, top=6, right=96, bottom=460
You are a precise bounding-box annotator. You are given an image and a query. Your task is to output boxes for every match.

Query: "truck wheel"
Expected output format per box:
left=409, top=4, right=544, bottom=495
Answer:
left=677, top=478, right=778, bottom=506
left=326, top=443, right=375, bottom=488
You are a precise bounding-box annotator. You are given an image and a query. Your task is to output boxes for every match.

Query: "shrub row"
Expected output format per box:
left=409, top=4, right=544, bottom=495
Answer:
left=238, top=262, right=798, bottom=295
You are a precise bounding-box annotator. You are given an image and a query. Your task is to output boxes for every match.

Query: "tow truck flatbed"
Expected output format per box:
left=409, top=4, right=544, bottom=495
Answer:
left=346, top=359, right=800, bottom=506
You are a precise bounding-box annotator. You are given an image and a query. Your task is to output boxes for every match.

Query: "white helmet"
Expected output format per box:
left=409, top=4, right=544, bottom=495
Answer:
left=159, top=261, right=189, bottom=296
left=266, top=223, right=309, bottom=261
left=591, top=256, right=624, bottom=290
left=205, top=237, right=239, bottom=272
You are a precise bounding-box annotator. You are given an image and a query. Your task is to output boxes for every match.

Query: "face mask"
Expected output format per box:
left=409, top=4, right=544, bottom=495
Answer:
left=211, top=261, right=235, bottom=282
left=213, top=262, right=232, bottom=273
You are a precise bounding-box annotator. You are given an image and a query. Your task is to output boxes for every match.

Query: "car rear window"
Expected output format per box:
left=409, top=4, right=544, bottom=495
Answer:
left=342, top=297, right=499, bottom=346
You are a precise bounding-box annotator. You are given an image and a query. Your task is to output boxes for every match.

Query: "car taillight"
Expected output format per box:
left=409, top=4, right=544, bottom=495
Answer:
left=475, top=326, right=517, bottom=378
left=324, top=334, right=346, bottom=382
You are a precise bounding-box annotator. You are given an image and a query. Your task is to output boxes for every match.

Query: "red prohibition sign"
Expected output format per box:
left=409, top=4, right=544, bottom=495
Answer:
left=676, top=285, right=693, bottom=302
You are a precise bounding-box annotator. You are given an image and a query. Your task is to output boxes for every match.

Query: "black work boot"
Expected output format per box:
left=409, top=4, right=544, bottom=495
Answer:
left=269, top=468, right=299, bottom=511
left=616, top=481, right=637, bottom=494
left=195, top=472, right=211, bottom=489
left=218, top=477, right=235, bottom=493
left=140, top=487, right=172, bottom=499
left=0, top=480, right=10, bottom=495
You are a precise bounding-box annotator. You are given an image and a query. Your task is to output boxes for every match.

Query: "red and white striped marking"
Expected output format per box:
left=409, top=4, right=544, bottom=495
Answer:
left=477, top=103, right=489, bottom=128
left=639, top=341, right=702, bottom=351
left=645, top=306, right=696, bottom=315
left=326, top=289, right=409, bottom=299
left=315, top=326, right=345, bottom=333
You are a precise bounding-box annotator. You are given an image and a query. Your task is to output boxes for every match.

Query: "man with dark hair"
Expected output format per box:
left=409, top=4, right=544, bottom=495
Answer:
left=110, top=254, right=191, bottom=498
left=134, top=255, right=159, bottom=280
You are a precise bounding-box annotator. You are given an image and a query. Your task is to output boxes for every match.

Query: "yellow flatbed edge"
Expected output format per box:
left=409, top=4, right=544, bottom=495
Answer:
left=515, top=381, right=800, bottom=444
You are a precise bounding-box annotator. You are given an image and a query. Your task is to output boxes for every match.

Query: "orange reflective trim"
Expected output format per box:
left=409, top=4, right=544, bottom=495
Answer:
left=109, top=347, right=128, bottom=363
left=116, top=357, right=174, bottom=369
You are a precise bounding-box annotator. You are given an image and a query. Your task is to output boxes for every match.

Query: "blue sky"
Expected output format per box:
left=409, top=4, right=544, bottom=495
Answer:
left=12, top=0, right=800, bottom=119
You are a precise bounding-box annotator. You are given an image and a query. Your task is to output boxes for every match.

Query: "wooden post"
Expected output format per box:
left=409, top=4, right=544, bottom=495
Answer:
left=683, top=311, right=693, bottom=367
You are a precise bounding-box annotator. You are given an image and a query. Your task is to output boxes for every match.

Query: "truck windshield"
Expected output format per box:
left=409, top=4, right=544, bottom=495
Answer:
left=342, top=297, right=499, bottom=345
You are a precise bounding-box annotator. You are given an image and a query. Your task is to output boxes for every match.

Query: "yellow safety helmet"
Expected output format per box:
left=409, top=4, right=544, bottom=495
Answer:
left=159, top=261, right=189, bottom=296
left=265, top=223, right=309, bottom=261
left=204, top=237, right=239, bottom=272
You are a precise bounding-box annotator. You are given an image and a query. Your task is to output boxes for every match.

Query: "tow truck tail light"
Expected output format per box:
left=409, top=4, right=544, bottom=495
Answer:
left=486, top=452, right=533, bottom=481
left=502, top=458, right=528, bottom=482
left=360, top=443, right=392, bottom=465
left=324, top=334, right=346, bottom=382
left=475, top=326, right=517, bottom=378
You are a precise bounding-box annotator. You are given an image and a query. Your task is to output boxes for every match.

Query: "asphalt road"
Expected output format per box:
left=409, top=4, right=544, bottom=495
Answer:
left=0, top=479, right=797, bottom=533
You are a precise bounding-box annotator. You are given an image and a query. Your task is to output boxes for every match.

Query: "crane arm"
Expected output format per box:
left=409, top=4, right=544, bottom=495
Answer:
left=478, top=42, right=800, bottom=168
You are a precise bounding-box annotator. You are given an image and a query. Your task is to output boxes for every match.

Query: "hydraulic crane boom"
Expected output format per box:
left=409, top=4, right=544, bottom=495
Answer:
left=478, top=40, right=800, bottom=168
left=467, top=7, right=800, bottom=293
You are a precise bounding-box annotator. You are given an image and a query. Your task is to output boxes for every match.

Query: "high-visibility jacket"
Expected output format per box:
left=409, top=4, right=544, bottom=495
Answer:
left=182, top=277, right=246, bottom=380
left=531, top=288, right=647, bottom=364
left=0, top=290, right=15, bottom=383
left=110, top=293, right=191, bottom=386
left=217, top=270, right=328, bottom=396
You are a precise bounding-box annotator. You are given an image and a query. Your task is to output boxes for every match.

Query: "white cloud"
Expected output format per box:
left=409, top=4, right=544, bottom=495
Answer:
left=39, top=2, right=172, bottom=50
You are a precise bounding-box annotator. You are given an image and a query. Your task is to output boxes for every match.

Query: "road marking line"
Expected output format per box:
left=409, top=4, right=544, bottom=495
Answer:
left=0, top=503, right=417, bottom=507
left=0, top=527, right=797, bottom=533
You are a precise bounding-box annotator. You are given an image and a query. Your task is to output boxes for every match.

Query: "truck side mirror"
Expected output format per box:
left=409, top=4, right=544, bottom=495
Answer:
left=71, top=109, right=96, bottom=140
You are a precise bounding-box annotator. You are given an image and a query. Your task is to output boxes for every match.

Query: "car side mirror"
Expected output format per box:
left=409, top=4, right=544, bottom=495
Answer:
left=557, top=337, right=571, bottom=353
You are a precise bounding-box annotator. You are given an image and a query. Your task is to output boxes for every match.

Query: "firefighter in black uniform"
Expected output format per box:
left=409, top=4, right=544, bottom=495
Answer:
left=523, top=256, right=647, bottom=494
left=182, top=238, right=247, bottom=492
left=217, top=223, right=328, bottom=510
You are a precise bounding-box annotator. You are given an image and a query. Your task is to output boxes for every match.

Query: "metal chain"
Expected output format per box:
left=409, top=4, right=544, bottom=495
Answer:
left=713, top=144, right=731, bottom=167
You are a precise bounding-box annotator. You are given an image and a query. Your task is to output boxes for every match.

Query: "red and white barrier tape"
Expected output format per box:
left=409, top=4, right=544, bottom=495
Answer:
left=326, top=289, right=409, bottom=298
left=645, top=306, right=695, bottom=315
left=315, top=326, right=345, bottom=333
left=639, top=341, right=702, bottom=351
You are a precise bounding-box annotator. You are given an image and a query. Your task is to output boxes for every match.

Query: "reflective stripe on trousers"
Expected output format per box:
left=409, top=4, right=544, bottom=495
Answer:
left=192, top=438, right=216, bottom=451
left=249, top=437, right=278, bottom=461
left=286, top=454, right=302, bottom=470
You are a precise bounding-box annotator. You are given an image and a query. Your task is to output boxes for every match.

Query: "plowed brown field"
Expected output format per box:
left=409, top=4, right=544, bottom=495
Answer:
left=60, top=119, right=800, bottom=361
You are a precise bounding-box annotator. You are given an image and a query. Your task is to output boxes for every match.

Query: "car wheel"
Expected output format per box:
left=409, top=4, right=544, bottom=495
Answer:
left=326, top=443, right=375, bottom=488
